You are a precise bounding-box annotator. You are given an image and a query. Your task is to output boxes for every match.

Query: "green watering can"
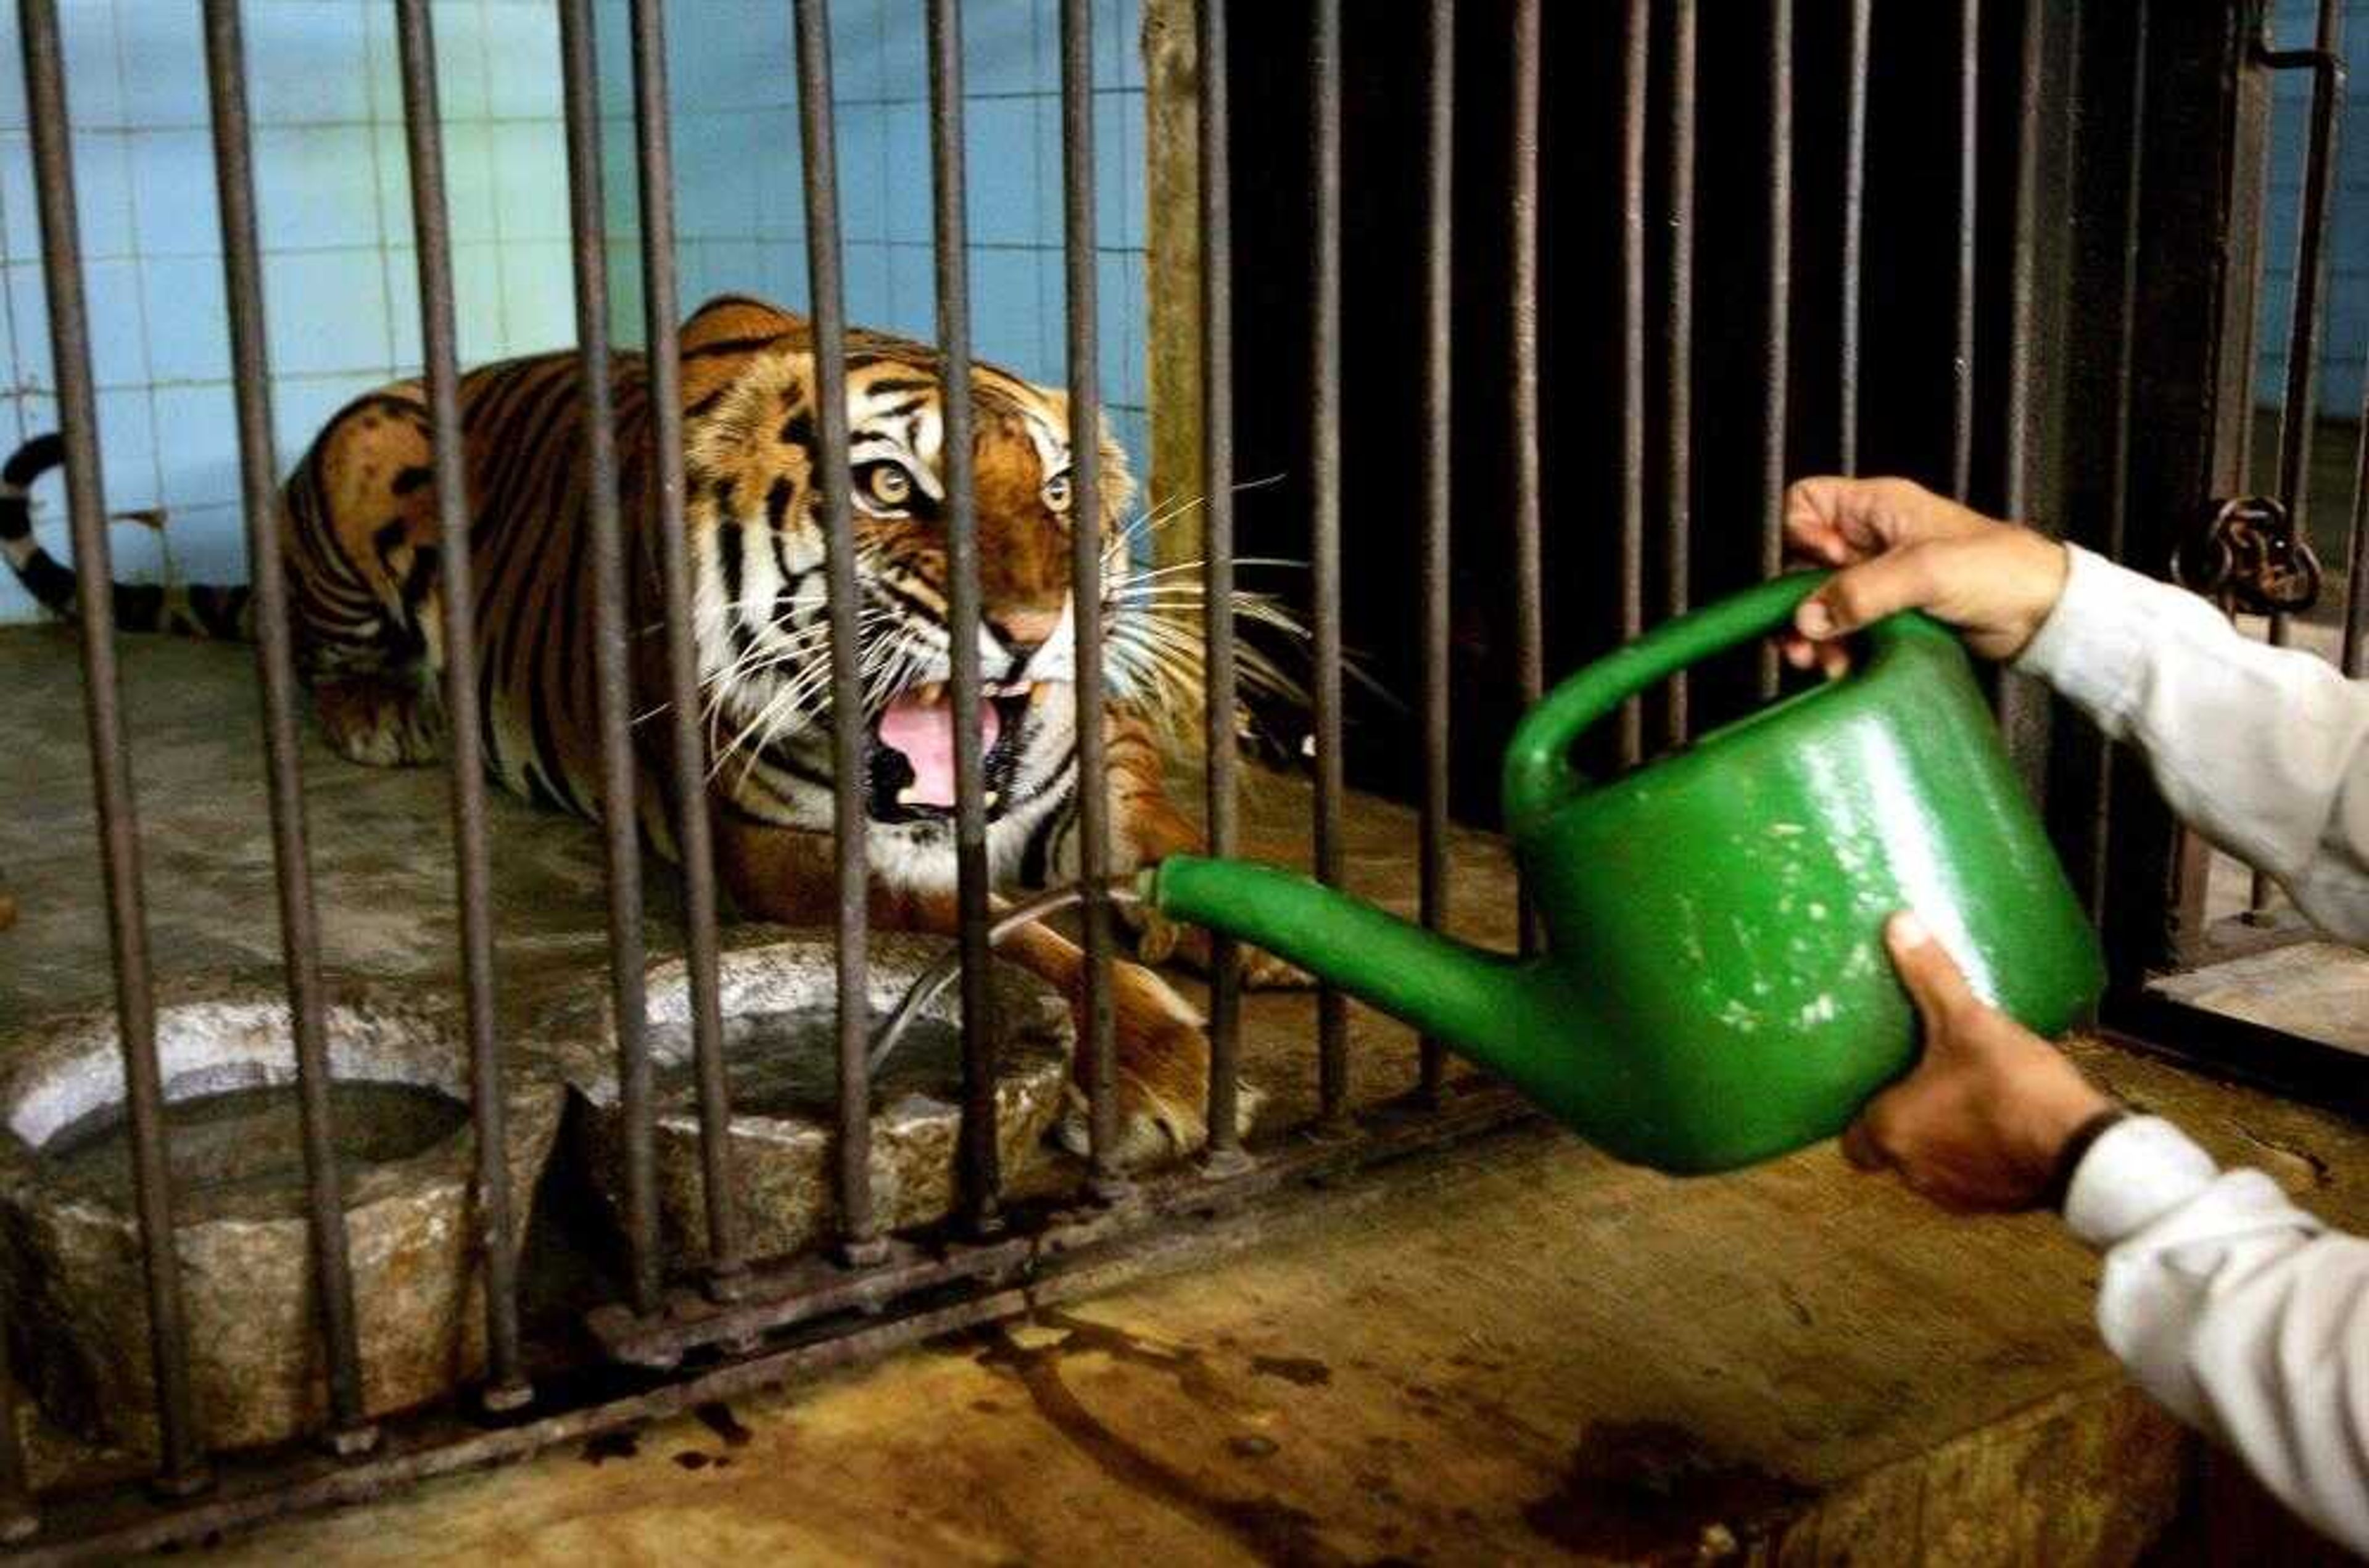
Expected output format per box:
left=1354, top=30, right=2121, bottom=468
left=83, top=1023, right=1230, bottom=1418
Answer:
left=1143, top=572, right=2107, bottom=1174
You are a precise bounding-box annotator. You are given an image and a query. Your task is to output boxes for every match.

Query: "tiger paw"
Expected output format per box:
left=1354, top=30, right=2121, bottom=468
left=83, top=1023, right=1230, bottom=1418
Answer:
left=1125, top=903, right=1313, bottom=991
left=1051, top=963, right=1263, bottom=1168
left=1052, top=1062, right=1265, bottom=1169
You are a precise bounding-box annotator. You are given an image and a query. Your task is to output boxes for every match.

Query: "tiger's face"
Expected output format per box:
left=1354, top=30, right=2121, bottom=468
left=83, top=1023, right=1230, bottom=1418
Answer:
left=682, top=330, right=1140, bottom=889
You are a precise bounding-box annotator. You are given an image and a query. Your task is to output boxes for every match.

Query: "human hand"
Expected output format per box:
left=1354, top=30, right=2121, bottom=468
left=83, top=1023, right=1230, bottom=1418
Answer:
left=1779, top=476, right=2071, bottom=676
left=1840, top=912, right=2115, bottom=1212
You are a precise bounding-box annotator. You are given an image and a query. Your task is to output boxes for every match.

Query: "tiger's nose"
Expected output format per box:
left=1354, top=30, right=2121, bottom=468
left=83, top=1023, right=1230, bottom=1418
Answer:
left=988, top=605, right=1063, bottom=654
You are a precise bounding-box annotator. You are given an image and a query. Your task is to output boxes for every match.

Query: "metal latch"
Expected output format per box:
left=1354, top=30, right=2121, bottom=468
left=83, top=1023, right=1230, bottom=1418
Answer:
left=2173, top=495, right=2323, bottom=616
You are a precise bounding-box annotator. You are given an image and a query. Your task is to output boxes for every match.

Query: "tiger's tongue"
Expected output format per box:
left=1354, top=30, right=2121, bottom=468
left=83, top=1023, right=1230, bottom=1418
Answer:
left=880, top=688, right=1002, bottom=807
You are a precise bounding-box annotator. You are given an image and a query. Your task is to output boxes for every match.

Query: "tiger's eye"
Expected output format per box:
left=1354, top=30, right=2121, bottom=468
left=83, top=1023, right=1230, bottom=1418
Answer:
left=1042, top=473, right=1072, bottom=513
left=866, top=463, right=913, bottom=508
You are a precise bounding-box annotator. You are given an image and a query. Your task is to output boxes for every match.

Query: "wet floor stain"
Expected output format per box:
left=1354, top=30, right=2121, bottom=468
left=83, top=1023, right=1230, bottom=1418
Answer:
left=1521, top=1419, right=1814, bottom=1565
left=673, top=1451, right=712, bottom=1471
left=1251, top=1355, right=1332, bottom=1389
left=693, top=1401, right=754, bottom=1448
left=1228, top=1435, right=1280, bottom=1461
left=579, top=1429, right=641, bottom=1466
left=977, top=1313, right=1347, bottom=1567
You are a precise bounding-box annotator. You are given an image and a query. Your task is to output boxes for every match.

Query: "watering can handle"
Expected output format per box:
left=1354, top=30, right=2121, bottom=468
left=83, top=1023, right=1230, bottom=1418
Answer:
left=1501, top=569, right=1834, bottom=836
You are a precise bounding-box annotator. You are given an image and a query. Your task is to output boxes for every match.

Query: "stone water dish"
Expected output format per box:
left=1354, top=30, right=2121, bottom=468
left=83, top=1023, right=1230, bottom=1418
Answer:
left=0, top=979, right=564, bottom=1456
left=544, top=931, right=1075, bottom=1268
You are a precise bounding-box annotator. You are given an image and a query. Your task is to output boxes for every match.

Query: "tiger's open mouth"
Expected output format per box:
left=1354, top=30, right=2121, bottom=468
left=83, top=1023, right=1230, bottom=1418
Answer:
left=866, top=680, right=1040, bottom=823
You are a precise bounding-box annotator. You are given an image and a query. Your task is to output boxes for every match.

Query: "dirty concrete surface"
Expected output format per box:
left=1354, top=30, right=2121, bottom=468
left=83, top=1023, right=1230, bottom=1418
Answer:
left=1, top=625, right=2362, bottom=1562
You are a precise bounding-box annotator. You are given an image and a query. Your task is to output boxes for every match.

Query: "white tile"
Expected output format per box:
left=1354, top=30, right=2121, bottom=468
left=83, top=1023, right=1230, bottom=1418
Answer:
left=117, top=0, right=208, bottom=128
left=141, top=256, right=232, bottom=384
left=255, top=125, right=385, bottom=250
left=93, top=385, right=158, bottom=515
left=490, top=121, right=572, bottom=242
left=263, top=247, right=394, bottom=375
left=125, top=129, right=224, bottom=258
left=247, top=0, right=373, bottom=126
left=57, top=0, right=124, bottom=130
left=481, top=0, right=562, bottom=120
left=82, top=257, right=147, bottom=389
left=496, top=237, right=576, bottom=353
left=151, top=381, right=244, bottom=510
left=69, top=131, right=137, bottom=262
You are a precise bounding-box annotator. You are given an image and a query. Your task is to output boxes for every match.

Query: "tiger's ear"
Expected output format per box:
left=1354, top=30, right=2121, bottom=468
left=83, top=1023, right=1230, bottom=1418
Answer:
left=677, top=296, right=808, bottom=411
left=680, top=294, right=800, bottom=355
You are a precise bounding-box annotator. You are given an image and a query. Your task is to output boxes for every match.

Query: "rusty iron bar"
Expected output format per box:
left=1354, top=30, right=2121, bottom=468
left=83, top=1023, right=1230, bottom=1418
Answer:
left=9, top=1093, right=1539, bottom=1565
left=559, top=0, right=661, bottom=1315
left=1665, top=0, right=1698, bottom=743
left=1618, top=0, right=1647, bottom=764
left=1198, top=0, right=1249, bottom=1169
left=792, top=0, right=884, bottom=1260
left=927, top=0, right=1004, bottom=1231
left=392, top=0, right=529, bottom=1411
left=1995, top=0, right=2048, bottom=783
left=1509, top=0, right=1544, bottom=955
left=1416, top=0, right=1457, bottom=1096
left=2254, top=2, right=2346, bottom=917
left=1953, top=0, right=1981, bottom=499
left=1759, top=0, right=1793, bottom=700
left=1058, top=0, right=1127, bottom=1196
left=627, top=0, right=745, bottom=1300
left=1309, top=0, right=1350, bottom=1124
left=0, top=1299, right=35, bottom=1543
left=2349, top=391, right=2369, bottom=678
left=2003, top=0, right=2043, bottom=522
left=19, top=0, right=210, bottom=1493
left=1840, top=0, right=1870, bottom=475
left=2091, top=0, right=2151, bottom=918
left=200, top=0, right=374, bottom=1454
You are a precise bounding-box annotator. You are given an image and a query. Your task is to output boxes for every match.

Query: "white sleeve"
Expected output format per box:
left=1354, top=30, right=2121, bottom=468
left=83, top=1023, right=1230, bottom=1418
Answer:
left=2064, top=1116, right=2369, bottom=1553
left=2012, top=544, right=2369, bottom=941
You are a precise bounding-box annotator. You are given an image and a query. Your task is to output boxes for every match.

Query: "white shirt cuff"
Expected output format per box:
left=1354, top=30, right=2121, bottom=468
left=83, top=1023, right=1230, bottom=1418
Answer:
left=2064, top=1115, right=2221, bottom=1249
left=2012, top=543, right=2165, bottom=729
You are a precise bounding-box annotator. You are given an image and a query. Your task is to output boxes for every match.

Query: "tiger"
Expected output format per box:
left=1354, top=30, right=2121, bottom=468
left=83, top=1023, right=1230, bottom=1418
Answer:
left=1, top=293, right=1309, bottom=1165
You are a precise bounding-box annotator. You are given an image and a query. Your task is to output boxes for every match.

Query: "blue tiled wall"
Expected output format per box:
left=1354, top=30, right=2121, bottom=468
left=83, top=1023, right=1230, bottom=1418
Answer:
left=2259, top=0, right=2369, bottom=419
left=0, top=0, right=1149, bottom=625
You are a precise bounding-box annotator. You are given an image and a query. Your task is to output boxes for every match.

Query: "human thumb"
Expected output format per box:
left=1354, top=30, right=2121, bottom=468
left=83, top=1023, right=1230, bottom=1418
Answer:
left=1794, top=547, right=1933, bottom=642
left=1884, top=911, right=1977, bottom=1039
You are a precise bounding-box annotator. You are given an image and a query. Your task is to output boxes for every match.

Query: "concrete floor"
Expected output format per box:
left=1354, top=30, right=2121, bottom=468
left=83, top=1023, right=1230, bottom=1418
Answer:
left=1, top=625, right=2362, bottom=1562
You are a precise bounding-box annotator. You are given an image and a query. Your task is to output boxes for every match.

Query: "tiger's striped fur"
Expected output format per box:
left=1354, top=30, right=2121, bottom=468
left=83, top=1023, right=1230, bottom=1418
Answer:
left=7, top=294, right=1302, bottom=1164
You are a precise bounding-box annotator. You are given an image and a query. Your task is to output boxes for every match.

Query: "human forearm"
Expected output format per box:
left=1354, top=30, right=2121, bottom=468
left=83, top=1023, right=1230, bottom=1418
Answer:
left=2065, top=1116, right=2369, bottom=1554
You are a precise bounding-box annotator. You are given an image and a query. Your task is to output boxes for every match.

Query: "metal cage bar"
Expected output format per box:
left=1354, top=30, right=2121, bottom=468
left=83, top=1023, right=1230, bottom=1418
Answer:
left=1759, top=0, right=1793, bottom=700
left=1059, top=0, right=1127, bottom=1194
left=1416, top=0, right=1456, bottom=1099
left=1199, top=0, right=1249, bottom=1170
left=391, top=0, right=531, bottom=1411
left=200, top=0, right=374, bottom=1456
left=629, top=0, right=745, bottom=1298
left=791, top=0, right=884, bottom=1261
left=927, top=0, right=1003, bottom=1232
left=558, top=0, right=659, bottom=1317
left=1664, top=0, right=1698, bottom=743
left=1308, top=0, right=1350, bottom=1127
left=1509, top=0, right=1545, bottom=954
left=1953, top=0, right=1982, bottom=500
left=1618, top=0, right=1647, bottom=765
left=1840, top=0, right=1871, bottom=476
left=2252, top=0, right=2346, bottom=917
left=0, top=1326, right=30, bottom=1545
left=1996, top=0, right=2050, bottom=785
left=19, top=0, right=210, bottom=1494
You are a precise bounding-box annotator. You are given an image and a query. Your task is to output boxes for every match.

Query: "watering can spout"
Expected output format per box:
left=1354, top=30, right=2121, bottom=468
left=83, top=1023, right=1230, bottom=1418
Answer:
left=1139, top=855, right=1555, bottom=1087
